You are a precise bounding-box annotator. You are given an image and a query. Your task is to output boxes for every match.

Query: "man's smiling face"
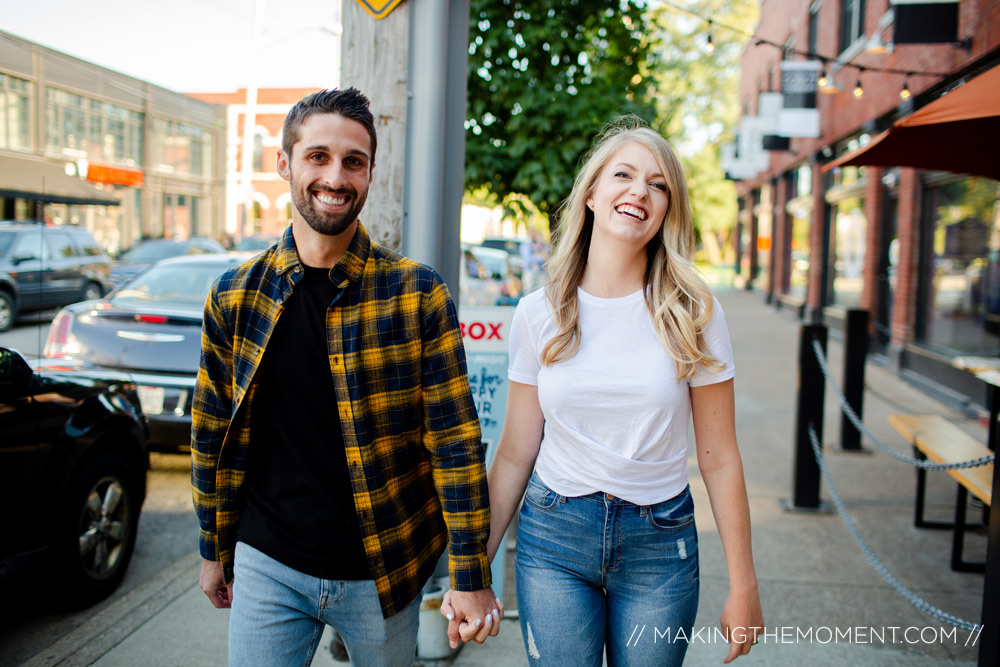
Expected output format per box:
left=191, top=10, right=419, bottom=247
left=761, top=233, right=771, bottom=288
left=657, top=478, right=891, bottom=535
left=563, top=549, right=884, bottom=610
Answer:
left=278, top=112, right=374, bottom=238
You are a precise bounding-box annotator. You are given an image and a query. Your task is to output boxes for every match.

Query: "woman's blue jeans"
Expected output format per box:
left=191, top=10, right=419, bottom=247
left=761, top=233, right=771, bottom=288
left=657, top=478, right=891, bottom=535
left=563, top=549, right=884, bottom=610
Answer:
left=515, top=473, right=699, bottom=666
left=228, top=541, right=420, bottom=667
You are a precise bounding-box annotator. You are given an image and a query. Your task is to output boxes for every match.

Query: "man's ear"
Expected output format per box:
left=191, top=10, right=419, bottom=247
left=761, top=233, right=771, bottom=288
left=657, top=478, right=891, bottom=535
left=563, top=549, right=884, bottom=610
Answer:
left=277, top=149, right=291, bottom=181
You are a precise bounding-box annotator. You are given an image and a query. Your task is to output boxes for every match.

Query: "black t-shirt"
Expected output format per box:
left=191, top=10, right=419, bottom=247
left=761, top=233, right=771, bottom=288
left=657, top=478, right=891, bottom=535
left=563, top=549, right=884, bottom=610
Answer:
left=237, top=265, right=371, bottom=580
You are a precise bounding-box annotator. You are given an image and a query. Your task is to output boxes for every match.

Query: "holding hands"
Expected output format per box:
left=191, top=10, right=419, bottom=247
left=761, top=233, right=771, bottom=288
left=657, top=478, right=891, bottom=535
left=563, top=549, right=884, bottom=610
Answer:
left=440, top=588, right=504, bottom=648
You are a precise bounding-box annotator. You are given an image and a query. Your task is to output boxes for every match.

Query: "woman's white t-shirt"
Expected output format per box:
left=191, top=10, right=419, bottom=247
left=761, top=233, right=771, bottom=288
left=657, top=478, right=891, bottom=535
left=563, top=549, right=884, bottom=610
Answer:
left=507, top=287, right=735, bottom=505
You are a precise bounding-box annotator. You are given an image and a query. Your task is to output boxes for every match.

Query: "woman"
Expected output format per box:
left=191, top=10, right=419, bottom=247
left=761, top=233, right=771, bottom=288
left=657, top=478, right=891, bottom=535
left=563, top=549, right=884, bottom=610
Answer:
left=445, top=117, right=762, bottom=665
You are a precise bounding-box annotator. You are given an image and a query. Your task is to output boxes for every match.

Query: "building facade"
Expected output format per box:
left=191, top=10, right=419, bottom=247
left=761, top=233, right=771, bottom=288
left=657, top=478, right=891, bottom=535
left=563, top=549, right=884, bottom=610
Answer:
left=0, top=30, right=226, bottom=254
left=731, top=0, right=1000, bottom=411
left=187, top=88, right=321, bottom=244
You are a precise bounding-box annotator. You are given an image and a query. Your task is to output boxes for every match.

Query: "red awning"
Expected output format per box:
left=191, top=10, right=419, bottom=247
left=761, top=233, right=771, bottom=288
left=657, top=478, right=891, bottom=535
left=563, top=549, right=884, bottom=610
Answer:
left=87, top=164, right=144, bottom=187
left=822, top=64, right=1000, bottom=181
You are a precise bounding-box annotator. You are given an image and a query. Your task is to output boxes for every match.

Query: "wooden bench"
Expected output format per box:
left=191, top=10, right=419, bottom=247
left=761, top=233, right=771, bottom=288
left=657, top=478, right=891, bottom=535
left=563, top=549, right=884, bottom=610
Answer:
left=889, top=414, right=994, bottom=572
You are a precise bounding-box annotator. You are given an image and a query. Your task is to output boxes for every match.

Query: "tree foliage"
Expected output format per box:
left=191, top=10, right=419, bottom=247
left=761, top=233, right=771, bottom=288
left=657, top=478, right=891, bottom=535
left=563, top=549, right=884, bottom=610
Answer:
left=650, top=0, right=759, bottom=238
left=465, top=0, right=656, bottom=221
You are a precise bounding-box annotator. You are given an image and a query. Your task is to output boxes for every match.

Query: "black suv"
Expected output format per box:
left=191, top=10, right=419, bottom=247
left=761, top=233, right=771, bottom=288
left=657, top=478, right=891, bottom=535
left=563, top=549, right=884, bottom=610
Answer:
left=0, top=346, right=149, bottom=605
left=0, top=222, right=114, bottom=332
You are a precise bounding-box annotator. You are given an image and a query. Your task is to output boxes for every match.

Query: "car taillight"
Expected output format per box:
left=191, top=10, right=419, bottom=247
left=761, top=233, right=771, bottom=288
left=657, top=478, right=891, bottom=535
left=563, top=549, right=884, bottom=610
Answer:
left=136, top=314, right=169, bottom=324
left=44, top=311, right=74, bottom=358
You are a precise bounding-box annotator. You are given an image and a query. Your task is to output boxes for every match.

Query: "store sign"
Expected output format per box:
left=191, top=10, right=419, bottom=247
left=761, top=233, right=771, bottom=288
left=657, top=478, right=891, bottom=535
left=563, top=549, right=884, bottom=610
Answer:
left=355, top=0, right=405, bottom=19
left=758, top=93, right=791, bottom=151
left=891, top=0, right=959, bottom=44
left=87, top=164, right=144, bottom=187
left=778, top=61, right=821, bottom=138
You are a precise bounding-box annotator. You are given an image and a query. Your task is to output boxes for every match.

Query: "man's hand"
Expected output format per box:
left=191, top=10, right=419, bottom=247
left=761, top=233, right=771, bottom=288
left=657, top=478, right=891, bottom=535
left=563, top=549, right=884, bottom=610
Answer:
left=199, top=558, right=233, bottom=609
left=440, top=588, right=503, bottom=648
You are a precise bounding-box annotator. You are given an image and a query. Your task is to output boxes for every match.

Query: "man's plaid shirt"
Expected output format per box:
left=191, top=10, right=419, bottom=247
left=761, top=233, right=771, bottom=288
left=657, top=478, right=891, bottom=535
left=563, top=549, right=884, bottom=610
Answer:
left=191, top=223, right=491, bottom=618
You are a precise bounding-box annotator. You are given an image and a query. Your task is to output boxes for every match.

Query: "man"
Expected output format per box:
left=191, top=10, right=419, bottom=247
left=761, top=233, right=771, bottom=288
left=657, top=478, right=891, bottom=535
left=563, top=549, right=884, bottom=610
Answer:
left=192, top=88, right=499, bottom=666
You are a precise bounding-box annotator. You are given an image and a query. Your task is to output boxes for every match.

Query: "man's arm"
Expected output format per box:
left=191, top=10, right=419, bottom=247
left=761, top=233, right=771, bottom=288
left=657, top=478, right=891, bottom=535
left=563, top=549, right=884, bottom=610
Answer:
left=419, top=278, right=496, bottom=633
left=190, top=286, right=234, bottom=592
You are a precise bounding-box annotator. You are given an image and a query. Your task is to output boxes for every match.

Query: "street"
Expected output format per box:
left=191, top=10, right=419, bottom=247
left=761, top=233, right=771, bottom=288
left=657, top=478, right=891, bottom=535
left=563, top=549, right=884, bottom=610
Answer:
left=0, top=318, right=201, bottom=666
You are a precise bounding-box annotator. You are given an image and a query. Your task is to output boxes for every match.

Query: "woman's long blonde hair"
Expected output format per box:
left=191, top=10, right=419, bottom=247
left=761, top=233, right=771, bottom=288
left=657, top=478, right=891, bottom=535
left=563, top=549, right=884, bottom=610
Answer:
left=541, top=116, right=723, bottom=380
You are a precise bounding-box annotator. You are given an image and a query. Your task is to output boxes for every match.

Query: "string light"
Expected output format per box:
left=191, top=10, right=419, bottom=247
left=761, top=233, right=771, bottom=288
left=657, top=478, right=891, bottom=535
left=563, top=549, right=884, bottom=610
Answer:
left=900, top=76, right=911, bottom=101
left=853, top=69, right=864, bottom=98
left=818, top=68, right=828, bottom=88
left=705, top=20, right=715, bottom=54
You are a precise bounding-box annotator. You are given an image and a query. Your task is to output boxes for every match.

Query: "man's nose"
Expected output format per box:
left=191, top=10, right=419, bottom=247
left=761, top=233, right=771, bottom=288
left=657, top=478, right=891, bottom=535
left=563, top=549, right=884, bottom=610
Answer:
left=319, top=162, right=347, bottom=188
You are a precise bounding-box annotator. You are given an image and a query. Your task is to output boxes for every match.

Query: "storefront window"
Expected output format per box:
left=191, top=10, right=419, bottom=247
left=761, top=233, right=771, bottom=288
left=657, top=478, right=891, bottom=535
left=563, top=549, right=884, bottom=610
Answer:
left=830, top=197, right=867, bottom=309
left=164, top=194, right=200, bottom=240
left=153, top=119, right=212, bottom=178
left=921, top=177, right=1000, bottom=355
left=787, top=165, right=812, bottom=300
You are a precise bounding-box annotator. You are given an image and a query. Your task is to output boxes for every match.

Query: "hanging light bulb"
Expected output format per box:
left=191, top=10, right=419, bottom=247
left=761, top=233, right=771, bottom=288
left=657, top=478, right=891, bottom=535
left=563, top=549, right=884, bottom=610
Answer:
left=853, top=70, right=864, bottom=98
left=899, top=77, right=911, bottom=101
left=705, top=20, right=715, bottom=54
left=818, top=68, right=828, bottom=89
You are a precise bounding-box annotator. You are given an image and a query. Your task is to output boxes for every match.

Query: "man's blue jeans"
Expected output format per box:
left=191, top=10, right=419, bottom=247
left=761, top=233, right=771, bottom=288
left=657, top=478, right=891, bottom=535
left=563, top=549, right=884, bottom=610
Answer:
left=515, top=473, right=699, bottom=666
left=228, top=541, right=420, bottom=666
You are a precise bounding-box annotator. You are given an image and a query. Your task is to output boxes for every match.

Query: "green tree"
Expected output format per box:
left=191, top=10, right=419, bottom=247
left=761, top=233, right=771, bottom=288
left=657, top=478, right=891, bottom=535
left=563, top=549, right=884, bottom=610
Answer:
left=466, top=0, right=656, bottom=226
left=650, top=0, right=759, bottom=264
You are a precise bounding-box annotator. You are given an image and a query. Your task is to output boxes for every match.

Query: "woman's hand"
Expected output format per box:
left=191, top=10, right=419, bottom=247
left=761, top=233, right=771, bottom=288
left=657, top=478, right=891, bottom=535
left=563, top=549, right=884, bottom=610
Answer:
left=720, top=585, right=763, bottom=663
left=439, top=588, right=504, bottom=647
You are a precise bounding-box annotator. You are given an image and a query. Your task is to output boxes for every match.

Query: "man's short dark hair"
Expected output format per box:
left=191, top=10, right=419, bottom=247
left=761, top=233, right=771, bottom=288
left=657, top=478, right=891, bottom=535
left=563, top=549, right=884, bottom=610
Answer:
left=281, top=88, right=377, bottom=166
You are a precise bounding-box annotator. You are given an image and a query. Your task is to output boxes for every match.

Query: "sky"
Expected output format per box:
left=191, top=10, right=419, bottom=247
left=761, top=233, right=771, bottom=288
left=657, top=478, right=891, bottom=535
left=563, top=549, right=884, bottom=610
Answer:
left=0, top=0, right=343, bottom=93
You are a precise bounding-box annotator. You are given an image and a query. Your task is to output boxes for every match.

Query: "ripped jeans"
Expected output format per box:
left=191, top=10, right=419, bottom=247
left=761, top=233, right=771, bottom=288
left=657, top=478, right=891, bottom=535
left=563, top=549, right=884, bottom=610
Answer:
left=515, top=472, right=699, bottom=666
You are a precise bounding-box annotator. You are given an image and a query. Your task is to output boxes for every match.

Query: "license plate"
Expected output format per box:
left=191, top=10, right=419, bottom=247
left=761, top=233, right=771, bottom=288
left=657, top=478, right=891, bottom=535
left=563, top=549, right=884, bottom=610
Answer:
left=137, top=385, right=165, bottom=415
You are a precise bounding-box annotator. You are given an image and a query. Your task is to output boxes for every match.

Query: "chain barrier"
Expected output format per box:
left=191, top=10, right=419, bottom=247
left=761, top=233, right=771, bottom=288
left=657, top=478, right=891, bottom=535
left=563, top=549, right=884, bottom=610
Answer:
left=811, top=339, right=994, bottom=471
left=806, top=425, right=981, bottom=633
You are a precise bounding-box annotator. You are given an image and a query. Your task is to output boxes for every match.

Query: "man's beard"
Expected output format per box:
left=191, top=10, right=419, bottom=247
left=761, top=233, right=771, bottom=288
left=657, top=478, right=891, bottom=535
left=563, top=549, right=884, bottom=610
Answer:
left=291, top=184, right=368, bottom=237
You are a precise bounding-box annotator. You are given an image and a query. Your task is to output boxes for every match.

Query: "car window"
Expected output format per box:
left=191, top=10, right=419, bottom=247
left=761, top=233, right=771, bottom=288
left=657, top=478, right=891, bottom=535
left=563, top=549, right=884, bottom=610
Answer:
left=119, top=242, right=181, bottom=262
left=77, top=233, right=106, bottom=257
left=112, top=263, right=229, bottom=306
left=13, top=231, right=51, bottom=261
left=48, top=232, right=79, bottom=258
left=0, top=231, right=14, bottom=256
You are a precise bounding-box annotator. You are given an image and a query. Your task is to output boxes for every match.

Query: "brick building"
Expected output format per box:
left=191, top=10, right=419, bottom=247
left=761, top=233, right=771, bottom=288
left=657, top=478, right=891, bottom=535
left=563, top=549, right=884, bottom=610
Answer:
left=731, top=0, right=1000, bottom=411
left=187, top=88, right=320, bottom=244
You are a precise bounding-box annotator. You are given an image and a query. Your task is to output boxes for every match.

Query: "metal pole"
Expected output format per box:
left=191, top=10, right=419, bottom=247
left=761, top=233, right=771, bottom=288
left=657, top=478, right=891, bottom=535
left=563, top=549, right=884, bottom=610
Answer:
left=840, top=309, right=869, bottom=451
left=786, top=323, right=828, bottom=511
left=980, top=459, right=999, bottom=665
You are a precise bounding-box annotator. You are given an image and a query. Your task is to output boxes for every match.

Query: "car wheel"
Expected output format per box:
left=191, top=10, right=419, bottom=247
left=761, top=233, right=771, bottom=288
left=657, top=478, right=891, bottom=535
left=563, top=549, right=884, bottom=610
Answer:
left=55, top=452, right=141, bottom=606
left=0, top=291, right=14, bottom=332
left=81, top=282, right=104, bottom=302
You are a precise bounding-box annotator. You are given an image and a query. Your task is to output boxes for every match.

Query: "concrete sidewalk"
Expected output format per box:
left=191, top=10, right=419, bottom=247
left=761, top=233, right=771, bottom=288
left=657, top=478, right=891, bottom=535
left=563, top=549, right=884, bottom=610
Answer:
left=29, top=287, right=989, bottom=666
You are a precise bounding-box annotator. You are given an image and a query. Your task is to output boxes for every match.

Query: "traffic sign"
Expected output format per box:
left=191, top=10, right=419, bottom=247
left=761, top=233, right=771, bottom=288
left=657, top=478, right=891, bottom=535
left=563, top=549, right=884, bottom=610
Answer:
left=355, top=0, right=405, bottom=19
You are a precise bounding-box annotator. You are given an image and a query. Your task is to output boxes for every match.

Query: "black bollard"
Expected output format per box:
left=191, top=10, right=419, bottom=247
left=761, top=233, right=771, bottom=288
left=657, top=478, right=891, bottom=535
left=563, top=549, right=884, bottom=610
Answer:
left=840, top=309, right=869, bottom=451
left=787, top=323, right=828, bottom=511
left=978, top=459, right=999, bottom=665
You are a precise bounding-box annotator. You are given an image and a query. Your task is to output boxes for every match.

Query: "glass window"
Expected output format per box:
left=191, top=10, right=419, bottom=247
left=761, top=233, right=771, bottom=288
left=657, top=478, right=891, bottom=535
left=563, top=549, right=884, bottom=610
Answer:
left=808, top=2, right=820, bottom=56
left=921, top=178, right=1000, bottom=355
left=48, top=232, right=78, bottom=258
left=13, top=231, right=51, bottom=261
left=830, top=197, right=866, bottom=309
left=839, top=0, right=867, bottom=53
left=44, top=88, right=143, bottom=166
left=0, top=73, right=33, bottom=152
left=153, top=119, right=212, bottom=178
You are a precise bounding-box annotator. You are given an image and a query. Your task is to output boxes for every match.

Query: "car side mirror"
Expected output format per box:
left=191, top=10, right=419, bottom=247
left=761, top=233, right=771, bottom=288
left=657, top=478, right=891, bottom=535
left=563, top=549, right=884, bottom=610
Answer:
left=0, top=348, right=35, bottom=388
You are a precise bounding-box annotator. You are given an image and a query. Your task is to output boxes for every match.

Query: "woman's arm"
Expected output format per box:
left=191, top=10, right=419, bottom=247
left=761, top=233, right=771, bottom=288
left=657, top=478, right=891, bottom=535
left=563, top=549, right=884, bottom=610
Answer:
left=444, top=379, right=545, bottom=646
left=691, top=378, right=763, bottom=663
left=485, top=380, right=546, bottom=561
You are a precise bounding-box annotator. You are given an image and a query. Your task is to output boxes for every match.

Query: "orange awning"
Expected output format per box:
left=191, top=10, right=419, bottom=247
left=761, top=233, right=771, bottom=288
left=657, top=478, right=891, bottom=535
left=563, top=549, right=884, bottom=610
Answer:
left=822, top=64, right=1000, bottom=180
left=87, top=164, right=144, bottom=187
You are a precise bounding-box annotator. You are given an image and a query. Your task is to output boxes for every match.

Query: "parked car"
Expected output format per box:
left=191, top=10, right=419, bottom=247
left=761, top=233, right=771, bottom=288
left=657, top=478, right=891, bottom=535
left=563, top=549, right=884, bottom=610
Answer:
left=232, top=233, right=281, bottom=253
left=0, top=345, right=149, bottom=606
left=45, top=253, right=251, bottom=451
left=460, top=244, right=522, bottom=306
left=0, top=221, right=114, bottom=332
left=111, top=237, right=227, bottom=285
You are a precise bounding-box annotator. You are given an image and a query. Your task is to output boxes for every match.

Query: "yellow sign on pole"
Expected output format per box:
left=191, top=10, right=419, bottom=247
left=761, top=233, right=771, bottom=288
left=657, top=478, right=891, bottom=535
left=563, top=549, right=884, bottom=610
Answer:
left=355, top=0, right=405, bottom=19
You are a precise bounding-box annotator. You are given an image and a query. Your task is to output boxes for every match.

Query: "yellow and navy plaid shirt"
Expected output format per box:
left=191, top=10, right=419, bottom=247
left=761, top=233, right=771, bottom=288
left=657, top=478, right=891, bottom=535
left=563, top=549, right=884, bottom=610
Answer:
left=191, top=223, right=491, bottom=618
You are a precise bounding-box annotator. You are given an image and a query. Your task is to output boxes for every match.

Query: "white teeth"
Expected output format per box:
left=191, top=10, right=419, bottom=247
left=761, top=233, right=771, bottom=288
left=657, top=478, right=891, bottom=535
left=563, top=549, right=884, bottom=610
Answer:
left=316, top=193, right=347, bottom=206
left=615, top=204, right=647, bottom=220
